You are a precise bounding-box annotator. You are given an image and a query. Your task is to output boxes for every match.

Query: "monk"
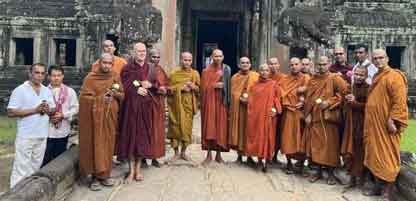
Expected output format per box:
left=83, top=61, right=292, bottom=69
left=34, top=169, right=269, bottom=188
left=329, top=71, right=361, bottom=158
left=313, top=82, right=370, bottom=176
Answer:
left=268, top=57, right=286, bottom=83
left=246, top=63, right=282, bottom=172
left=141, top=48, right=169, bottom=168
left=341, top=65, right=369, bottom=191
left=117, top=43, right=155, bottom=183
left=79, top=53, right=124, bottom=191
left=201, top=49, right=231, bottom=165
left=302, top=56, right=348, bottom=185
left=280, top=57, right=310, bottom=175
left=301, top=57, right=314, bottom=76
left=362, top=49, right=408, bottom=200
left=267, top=57, right=285, bottom=164
left=167, top=52, right=200, bottom=163
left=91, top=40, right=127, bottom=75
left=229, top=57, right=258, bottom=164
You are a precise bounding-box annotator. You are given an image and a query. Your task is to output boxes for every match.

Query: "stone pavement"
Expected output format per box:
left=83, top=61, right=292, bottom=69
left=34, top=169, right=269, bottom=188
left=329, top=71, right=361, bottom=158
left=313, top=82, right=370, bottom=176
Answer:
left=67, top=112, right=380, bottom=201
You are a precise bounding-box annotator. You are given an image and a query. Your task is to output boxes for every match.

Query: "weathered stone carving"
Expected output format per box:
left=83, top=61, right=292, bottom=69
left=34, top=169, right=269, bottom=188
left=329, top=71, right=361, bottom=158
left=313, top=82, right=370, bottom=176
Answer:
left=277, top=5, right=332, bottom=48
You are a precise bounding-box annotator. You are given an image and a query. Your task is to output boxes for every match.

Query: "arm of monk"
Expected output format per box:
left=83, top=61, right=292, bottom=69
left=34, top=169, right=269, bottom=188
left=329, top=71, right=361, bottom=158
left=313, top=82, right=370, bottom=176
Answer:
left=387, top=72, right=408, bottom=132
left=274, top=85, right=283, bottom=114
left=327, top=75, right=349, bottom=110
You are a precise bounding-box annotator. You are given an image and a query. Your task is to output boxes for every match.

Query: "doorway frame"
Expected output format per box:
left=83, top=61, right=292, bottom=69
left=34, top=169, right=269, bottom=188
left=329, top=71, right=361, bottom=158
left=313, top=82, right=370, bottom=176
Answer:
left=191, top=10, right=244, bottom=71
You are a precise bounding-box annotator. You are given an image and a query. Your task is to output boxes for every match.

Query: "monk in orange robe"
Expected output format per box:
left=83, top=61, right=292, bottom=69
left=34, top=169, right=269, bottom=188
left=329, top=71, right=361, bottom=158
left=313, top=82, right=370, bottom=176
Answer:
left=301, top=57, right=314, bottom=76
left=229, top=57, right=258, bottom=164
left=201, top=49, right=231, bottom=165
left=280, top=57, right=310, bottom=174
left=362, top=49, right=408, bottom=200
left=91, top=40, right=127, bottom=75
left=267, top=57, right=286, bottom=163
left=144, top=49, right=169, bottom=168
left=341, top=65, right=369, bottom=191
left=246, top=64, right=282, bottom=172
left=79, top=53, right=124, bottom=191
left=302, top=56, right=348, bottom=185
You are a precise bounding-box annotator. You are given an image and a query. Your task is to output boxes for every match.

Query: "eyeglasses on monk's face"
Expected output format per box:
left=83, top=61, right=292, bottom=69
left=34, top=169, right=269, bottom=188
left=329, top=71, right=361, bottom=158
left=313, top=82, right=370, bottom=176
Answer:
left=373, top=56, right=385, bottom=60
left=240, top=62, right=250, bottom=64
left=354, top=51, right=365, bottom=54
left=318, top=63, right=328, bottom=66
left=334, top=52, right=344, bottom=56
left=151, top=56, right=160, bottom=58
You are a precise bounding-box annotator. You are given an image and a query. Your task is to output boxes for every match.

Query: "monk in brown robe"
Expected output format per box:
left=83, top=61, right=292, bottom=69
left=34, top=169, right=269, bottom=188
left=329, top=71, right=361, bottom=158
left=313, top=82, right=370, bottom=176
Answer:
left=167, top=52, right=200, bottom=163
left=362, top=49, right=408, bottom=200
left=267, top=57, right=285, bottom=164
left=91, top=40, right=127, bottom=75
left=201, top=49, right=231, bottom=165
left=280, top=57, right=310, bottom=174
left=341, top=65, right=369, bottom=191
left=246, top=64, right=282, bottom=172
left=117, top=43, right=155, bottom=183
left=79, top=53, right=124, bottom=191
left=139, top=49, right=169, bottom=168
left=229, top=57, right=258, bottom=164
left=302, top=56, right=348, bottom=185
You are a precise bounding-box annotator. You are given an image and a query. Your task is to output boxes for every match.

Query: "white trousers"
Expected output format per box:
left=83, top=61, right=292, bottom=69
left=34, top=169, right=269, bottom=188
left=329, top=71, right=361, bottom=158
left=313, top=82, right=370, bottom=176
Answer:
left=10, top=137, right=47, bottom=188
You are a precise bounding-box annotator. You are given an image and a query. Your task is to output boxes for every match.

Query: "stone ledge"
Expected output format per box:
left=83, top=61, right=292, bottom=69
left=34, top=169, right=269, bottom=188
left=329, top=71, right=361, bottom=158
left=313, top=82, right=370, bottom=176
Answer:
left=395, top=152, right=416, bottom=201
left=0, top=146, right=79, bottom=201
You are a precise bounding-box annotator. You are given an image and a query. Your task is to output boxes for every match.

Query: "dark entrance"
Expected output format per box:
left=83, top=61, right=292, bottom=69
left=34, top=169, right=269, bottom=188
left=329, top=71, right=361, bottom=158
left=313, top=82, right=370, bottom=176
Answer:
left=196, top=20, right=239, bottom=74
left=386, top=46, right=405, bottom=69
left=289, top=47, right=308, bottom=59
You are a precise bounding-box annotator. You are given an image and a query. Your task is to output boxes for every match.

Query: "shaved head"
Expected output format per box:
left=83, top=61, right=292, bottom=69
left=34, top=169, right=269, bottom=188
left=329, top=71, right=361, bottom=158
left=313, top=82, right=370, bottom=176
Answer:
left=102, top=40, right=116, bottom=55
left=211, top=49, right=224, bottom=65
left=372, top=49, right=389, bottom=69
left=316, top=56, right=330, bottom=74
left=267, top=57, right=280, bottom=73
left=239, top=57, right=251, bottom=73
left=99, top=53, right=114, bottom=73
left=181, top=51, right=193, bottom=68
left=259, top=63, right=271, bottom=79
left=289, top=57, right=301, bottom=74
left=133, top=42, right=147, bottom=64
left=334, top=47, right=346, bottom=64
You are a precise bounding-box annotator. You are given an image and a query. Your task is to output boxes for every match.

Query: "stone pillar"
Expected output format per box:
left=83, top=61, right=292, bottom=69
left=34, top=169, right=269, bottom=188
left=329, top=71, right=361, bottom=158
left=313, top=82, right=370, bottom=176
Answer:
left=152, top=0, right=177, bottom=70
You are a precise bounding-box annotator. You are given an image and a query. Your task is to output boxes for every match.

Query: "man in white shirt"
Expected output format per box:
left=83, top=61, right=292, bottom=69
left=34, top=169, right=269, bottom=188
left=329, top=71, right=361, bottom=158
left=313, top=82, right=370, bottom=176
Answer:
left=352, top=45, right=378, bottom=85
left=41, top=65, right=79, bottom=166
left=7, top=63, right=55, bottom=188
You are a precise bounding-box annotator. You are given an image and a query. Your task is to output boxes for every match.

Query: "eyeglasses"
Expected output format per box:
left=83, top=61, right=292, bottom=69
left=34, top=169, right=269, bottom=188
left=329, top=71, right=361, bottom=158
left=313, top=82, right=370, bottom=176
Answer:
left=151, top=56, right=160, bottom=58
left=33, top=71, right=45, bottom=75
left=318, top=63, right=328, bottom=66
left=334, top=53, right=344, bottom=55
left=240, top=62, right=250, bottom=64
left=354, top=51, right=365, bottom=54
left=373, top=56, right=385, bottom=60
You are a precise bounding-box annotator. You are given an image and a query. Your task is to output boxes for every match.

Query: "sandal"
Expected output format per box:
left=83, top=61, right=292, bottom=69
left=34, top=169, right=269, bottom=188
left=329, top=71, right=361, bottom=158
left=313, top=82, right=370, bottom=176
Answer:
left=89, top=180, right=102, bottom=191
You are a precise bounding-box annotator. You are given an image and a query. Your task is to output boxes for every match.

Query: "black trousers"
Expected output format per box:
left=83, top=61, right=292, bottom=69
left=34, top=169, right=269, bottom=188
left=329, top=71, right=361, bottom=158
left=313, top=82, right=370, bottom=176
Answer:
left=41, top=136, right=69, bottom=167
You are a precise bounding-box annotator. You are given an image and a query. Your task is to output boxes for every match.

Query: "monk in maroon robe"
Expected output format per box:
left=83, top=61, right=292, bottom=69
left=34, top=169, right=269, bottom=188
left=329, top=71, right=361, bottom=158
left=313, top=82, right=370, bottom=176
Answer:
left=117, top=43, right=155, bottom=183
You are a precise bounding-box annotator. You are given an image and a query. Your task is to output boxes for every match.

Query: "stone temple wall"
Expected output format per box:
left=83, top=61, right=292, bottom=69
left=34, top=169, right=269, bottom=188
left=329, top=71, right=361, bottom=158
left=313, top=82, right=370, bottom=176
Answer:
left=0, top=0, right=163, bottom=112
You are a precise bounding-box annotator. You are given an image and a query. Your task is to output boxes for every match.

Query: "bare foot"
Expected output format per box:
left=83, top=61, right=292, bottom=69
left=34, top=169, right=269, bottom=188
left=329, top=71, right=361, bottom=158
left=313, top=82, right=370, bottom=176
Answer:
left=215, top=154, right=225, bottom=163
left=124, top=172, right=134, bottom=184
left=134, top=173, right=144, bottom=182
left=166, top=154, right=180, bottom=165
left=201, top=156, right=212, bottom=167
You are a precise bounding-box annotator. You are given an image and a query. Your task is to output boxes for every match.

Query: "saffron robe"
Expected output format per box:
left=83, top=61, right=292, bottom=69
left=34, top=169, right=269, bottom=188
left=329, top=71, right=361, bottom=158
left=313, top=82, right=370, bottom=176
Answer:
left=148, top=64, right=168, bottom=158
left=270, top=72, right=286, bottom=83
left=79, top=70, right=124, bottom=178
left=201, top=64, right=231, bottom=151
left=246, top=79, right=282, bottom=160
left=229, top=71, right=259, bottom=152
left=363, top=67, right=408, bottom=182
left=167, top=67, right=200, bottom=148
left=117, top=62, right=155, bottom=159
left=280, top=73, right=310, bottom=158
left=302, top=73, right=348, bottom=167
left=341, top=83, right=369, bottom=177
left=91, top=56, right=127, bottom=75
